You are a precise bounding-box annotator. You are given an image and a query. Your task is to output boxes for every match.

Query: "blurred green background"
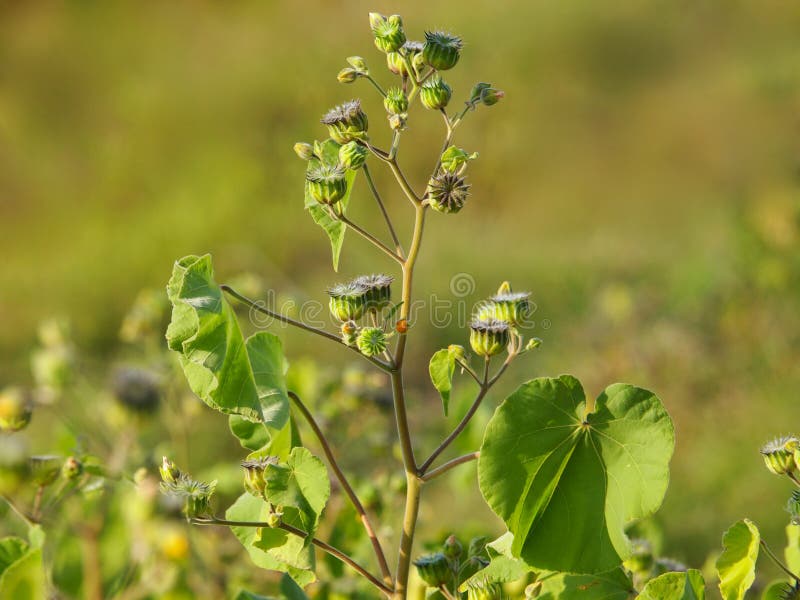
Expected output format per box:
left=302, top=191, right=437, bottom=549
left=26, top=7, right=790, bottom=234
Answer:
left=2, top=0, right=800, bottom=585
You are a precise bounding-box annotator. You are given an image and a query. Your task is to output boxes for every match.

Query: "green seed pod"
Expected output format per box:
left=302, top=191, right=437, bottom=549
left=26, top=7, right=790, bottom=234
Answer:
left=338, top=140, right=368, bottom=170
left=306, top=164, right=348, bottom=205
left=761, top=436, right=800, bottom=476
left=426, top=172, right=470, bottom=214
left=327, top=281, right=367, bottom=321
left=0, top=387, right=32, bottom=433
left=30, top=455, right=62, bottom=487
left=341, top=321, right=359, bottom=347
left=293, top=142, right=315, bottom=161
left=623, top=538, right=654, bottom=575
left=184, top=481, right=214, bottom=518
left=370, top=13, right=406, bottom=53
left=346, top=56, right=368, bottom=73
left=384, top=87, right=409, bottom=115
left=321, top=99, right=369, bottom=143
left=420, top=76, right=452, bottom=110
left=465, top=580, right=503, bottom=600
left=413, top=552, right=452, bottom=588
left=357, top=327, right=388, bottom=357
left=443, top=535, right=463, bottom=560
left=62, top=456, right=84, bottom=480
left=160, top=456, right=181, bottom=484
left=423, top=30, right=463, bottom=71
left=386, top=40, right=424, bottom=75
left=470, top=319, right=510, bottom=357
left=241, top=456, right=278, bottom=498
left=440, top=145, right=478, bottom=173
left=337, top=67, right=358, bottom=84
left=354, top=274, right=393, bottom=311
left=476, top=282, right=532, bottom=326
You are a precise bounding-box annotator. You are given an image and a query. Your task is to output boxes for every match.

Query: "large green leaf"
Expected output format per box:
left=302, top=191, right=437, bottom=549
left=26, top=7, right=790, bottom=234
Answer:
left=304, top=139, right=357, bottom=271
left=478, top=375, right=674, bottom=573
left=429, top=349, right=456, bottom=416
left=226, top=493, right=316, bottom=588
left=458, top=533, right=530, bottom=591
left=0, top=538, right=27, bottom=577
left=166, top=254, right=289, bottom=427
left=785, top=525, right=800, bottom=574
left=716, top=519, right=760, bottom=600
left=639, top=570, right=705, bottom=600
left=535, top=568, right=634, bottom=599
left=0, top=536, right=44, bottom=600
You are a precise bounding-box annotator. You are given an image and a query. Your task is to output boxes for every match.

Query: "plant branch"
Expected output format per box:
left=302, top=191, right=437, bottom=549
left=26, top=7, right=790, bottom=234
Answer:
left=1, top=495, right=34, bottom=526
left=191, top=517, right=392, bottom=595
left=365, top=75, right=387, bottom=97
left=287, top=391, right=392, bottom=585
left=760, top=539, right=800, bottom=582
left=329, top=207, right=404, bottom=265
left=220, top=285, right=392, bottom=372
left=420, top=452, right=479, bottom=482
left=456, top=359, right=482, bottom=386
left=788, top=472, right=800, bottom=487
left=362, top=164, right=403, bottom=256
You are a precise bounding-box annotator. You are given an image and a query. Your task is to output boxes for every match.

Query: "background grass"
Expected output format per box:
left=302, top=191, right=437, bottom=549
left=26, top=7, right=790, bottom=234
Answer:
left=2, top=0, right=800, bottom=584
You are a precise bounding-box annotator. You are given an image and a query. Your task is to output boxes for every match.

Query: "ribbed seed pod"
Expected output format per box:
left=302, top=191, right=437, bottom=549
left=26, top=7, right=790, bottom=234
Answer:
left=476, top=282, right=532, bottom=326
left=413, top=552, right=451, bottom=587
left=469, top=319, right=510, bottom=357
left=465, top=580, right=503, bottom=600
left=420, top=76, right=452, bottom=110
left=320, top=99, right=369, bottom=143
left=306, top=164, right=348, bottom=205
left=426, top=172, right=470, bottom=214
left=384, top=87, right=409, bottom=115
left=338, top=141, right=368, bottom=170
left=354, top=274, right=393, bottom=311
left=369, top=13, right=406, bottom=53
left=356, top=327, right=387, bottom=357
left=241, top=456, right=279, bottom=498
left=423, top=30, right=463, bottom=71
left=762, top=436, right=800, bottom=475
left=327, top=281, right=368, bottom=321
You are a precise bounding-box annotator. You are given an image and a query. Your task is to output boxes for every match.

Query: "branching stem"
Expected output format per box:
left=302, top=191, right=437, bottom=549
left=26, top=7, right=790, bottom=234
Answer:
left=760, top=539, right=800, bottom=583
left=363, top=164, right=403, bottom=256
left=330, top=206, right=404, bottom=265
left=420, top=452, right=480, bottom=483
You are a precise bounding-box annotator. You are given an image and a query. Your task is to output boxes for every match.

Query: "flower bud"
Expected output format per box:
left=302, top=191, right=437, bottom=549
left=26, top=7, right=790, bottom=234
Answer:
left=357, top=327, right=388, bottom=357
left=241, top=456, right=278, bottom=498
left=423, top=30, right=463, bottom=71
left=354, top=274, right=393, bottom=312
left=413, top=552, right=452, bottom=587
left=370, top=13, right=406, bottom=53
left=384, top=87, right=409, bottom=115
left=337, top=67, right=359, bottom=84
left=480, top=87, right=505, bottom=106
left=469, top=82, right=492, bottom=104
left=341, top=321, right=359, bottom=347
left=476, top=282, right=532, bottom=326
left=448, top=344, right=466, bottom=362
left=62, top=456, right=83, bottom=480
left=306, top=164, right=348, bottom=205
left=388, top=113, right=407, bottom=131
left=761, top=436, right=800, bottom=476
left=30, top=455, right=62, bottom=487
left=465, top=581, right=503, bottom=600
left=443, top=535, right=463, bottom=560
left=426, top=171, right=470, bottom=214
left=160, top=456, right=181, bottom=484
left=321, top=99, right=369, bottom=143
left=327, top=281, right=367, bottom=321
left=420, top=76, right=452, bottom=110
left=293, top=142, right=315, bottom=161
left=338, top=141, right=368, bottom=170
left=346, top=56, right=368, bottom=72
left=526, top=338, right=543, bottom=351
left=0, top=387, right=32, bottom=433
left=440, top=145, right=478, bottom=173
left=469, top=319, right=510, bottom=357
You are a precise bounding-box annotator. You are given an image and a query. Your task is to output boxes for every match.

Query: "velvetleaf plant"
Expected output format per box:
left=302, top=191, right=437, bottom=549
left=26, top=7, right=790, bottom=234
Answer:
left=161, top=12, right=679, bottom=599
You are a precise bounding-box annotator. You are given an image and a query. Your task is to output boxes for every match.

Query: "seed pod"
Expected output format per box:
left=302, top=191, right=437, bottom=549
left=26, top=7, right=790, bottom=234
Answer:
left=327, top=281, right=368, bottom=321
left=306, top=164, right=348, bottom=205
left=469, top=319, right=510, bottom=357
left=337, top=67, right=358, bottom=84
left=426, top=171, right=470, bottom=214
left=241, top=456, right=279, bottom=498
left=384, top=87, right=409, bottom=116
left=443, top=535, right=463, bottom=560
left=413, top=552, right=451, bottom=587
left=338, top=141, right=368, bottom=170
left=386, top=40, right=423, bottom=75
left=357, top=327, right=387, bottom=357
left=354, top=274, right=393, bottom=311
left=476, top=282, right=532, bottom=326
left=761, top=436, right=800, bottom=476
left=465, top=580, right=503, bottom=600
left=321, top=99, right=369, bottom=143
left=62, top=456, right=84, bottom=480
left=420, top=76, right=452, bottom=110
left=369, top=13, right=406, bottom=53
left=160, top=456, right=181, bottom=484
left=30, top=455, right=62, bottom=487
left=423, top=30, right=463, bottom=71
left=0, top=387, right=32, bottom=433
left=293, top=142, right=315, bottom=161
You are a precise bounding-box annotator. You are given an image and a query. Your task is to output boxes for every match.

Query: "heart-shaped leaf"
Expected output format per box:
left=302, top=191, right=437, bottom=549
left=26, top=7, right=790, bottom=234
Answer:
left=639, top=570, right=705, bottom=600
left=716, top=519, right=760, bottom=600
left=478, top=375, right=674, bottom=573
left=166, top=254, right=289, bottom=427
left=535, top=568, right=634, bottom=599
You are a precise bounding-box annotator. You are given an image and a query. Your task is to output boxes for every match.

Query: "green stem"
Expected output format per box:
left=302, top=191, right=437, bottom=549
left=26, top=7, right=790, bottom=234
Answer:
left=220, top=285, right=392, bottom=372
left=394, top=475, right=421, bottom=599
left=288, top=391, right=392, bottom=586
left=191, top=517, right=393, bottom=595
left=420, top=452, right=479, bottom=483
left=760, top=539, right=800, bottom=582
left=332, top=209, right=404, bottom=265
left=1, top=495, right=34, bottom=526
left=366, top=75, right=387, bottom=97
left=363, top=164, right=404, bottom=256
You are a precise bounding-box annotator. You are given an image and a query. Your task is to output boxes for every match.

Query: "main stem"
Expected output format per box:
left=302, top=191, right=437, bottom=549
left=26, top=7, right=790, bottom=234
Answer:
left=392, top=202, right=426, bottom=598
